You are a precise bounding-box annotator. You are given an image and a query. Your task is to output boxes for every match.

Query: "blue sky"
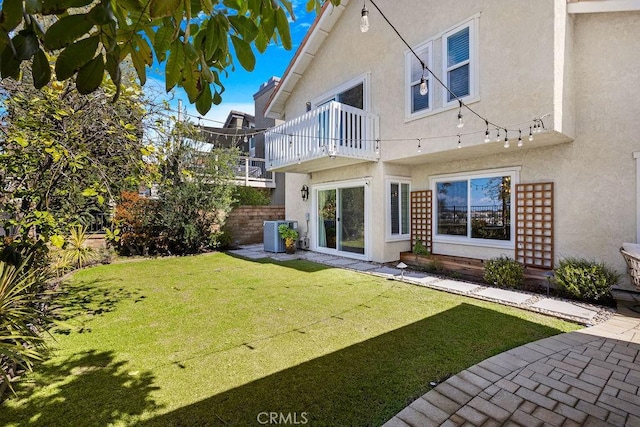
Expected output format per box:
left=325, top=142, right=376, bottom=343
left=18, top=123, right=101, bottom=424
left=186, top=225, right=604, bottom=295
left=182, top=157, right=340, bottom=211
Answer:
left=147, top=2, right=317, bottom=126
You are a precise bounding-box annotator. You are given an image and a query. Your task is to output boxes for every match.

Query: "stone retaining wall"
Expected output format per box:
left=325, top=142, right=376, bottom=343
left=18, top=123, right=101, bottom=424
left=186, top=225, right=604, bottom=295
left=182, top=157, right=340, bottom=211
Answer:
left=224, top=206, right=285, bottom=245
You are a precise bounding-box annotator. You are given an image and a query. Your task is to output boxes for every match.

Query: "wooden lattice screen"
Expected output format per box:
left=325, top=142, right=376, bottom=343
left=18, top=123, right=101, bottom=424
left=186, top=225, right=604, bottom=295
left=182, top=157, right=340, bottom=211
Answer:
left=411, top=190, right=432, bottom=253
left=515, top=182, right=554, bottom=269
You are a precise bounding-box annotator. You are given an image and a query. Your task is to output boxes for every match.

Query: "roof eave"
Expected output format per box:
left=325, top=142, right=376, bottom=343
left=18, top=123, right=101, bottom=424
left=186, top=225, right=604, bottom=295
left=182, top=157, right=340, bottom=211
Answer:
left=264, top=0, right=351, bottom=120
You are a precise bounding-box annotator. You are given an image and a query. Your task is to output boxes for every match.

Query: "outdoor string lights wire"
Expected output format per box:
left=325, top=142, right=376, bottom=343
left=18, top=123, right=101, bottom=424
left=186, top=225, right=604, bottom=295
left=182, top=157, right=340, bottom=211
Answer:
left=156, top=1, right=550, bottom=151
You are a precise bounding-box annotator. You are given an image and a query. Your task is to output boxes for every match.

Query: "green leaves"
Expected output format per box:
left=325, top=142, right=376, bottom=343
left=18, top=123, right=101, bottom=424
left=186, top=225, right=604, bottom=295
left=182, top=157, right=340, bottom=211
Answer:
left=0, top=0, right=24, bottom=32
left=76, top=55, right=105, bottom=94
left=32, top=49, right=51, bottom=89
left=230, top=35, right=255, bottom=71
left=55, top=35, right=99, bottom=80
left=149, top=0, right=182, bottom=19
left=44, top=14, right=94, bottom=50
left=12, top=31, right=40, bottom=60
left=165, top=40, right=185, bottom=92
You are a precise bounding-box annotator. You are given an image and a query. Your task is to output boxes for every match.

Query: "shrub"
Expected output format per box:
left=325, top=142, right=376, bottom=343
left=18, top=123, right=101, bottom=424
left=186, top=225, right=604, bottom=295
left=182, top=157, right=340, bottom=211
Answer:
left=63, top=225, right=98, bottom=269
left=553, top=257, right=619, bottom=301
left=484, top=256, right=524, bottom=288
left=0, top=260, right=50, bottom=399
left=413, top=238, right=430, bottom=256
left=426, top=259, right=444, bottom=273
left=233, top=187, right=271, bottom=206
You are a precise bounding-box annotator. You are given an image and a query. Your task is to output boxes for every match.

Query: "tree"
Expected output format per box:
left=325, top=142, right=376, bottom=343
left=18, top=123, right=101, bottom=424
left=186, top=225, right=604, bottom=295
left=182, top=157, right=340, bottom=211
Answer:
left=0, top=0, right=341, bottom=115
left=0, top=67, right=151, bottom=262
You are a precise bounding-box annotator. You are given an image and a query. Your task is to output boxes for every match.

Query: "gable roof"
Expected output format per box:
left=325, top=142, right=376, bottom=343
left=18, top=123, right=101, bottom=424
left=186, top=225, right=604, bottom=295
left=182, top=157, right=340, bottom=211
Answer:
left=264, top=0, right=351, bottom=119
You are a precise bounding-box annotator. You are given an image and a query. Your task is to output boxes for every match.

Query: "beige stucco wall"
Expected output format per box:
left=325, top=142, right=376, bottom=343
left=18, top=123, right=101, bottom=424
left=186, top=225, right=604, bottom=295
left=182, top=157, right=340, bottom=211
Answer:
left=278, top=1, right=640, bottom=279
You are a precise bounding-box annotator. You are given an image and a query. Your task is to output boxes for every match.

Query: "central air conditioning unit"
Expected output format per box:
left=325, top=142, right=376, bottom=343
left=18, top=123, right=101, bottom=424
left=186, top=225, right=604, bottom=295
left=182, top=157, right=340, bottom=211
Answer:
left=263, top=220, right=298, bottom=253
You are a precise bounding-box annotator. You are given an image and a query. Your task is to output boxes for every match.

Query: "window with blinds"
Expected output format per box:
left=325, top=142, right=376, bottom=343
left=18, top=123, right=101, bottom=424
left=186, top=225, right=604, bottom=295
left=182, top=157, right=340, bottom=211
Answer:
left=446, top=26, right=470, bottom=101
left=405, top=16, right=478, bottom=120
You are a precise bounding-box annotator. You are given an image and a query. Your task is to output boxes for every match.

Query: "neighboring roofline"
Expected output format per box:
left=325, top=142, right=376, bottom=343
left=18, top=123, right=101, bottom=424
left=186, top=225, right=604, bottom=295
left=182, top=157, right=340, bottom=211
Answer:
left=223, top=110, right=255, bottom=128
left=264, top=0, right=351, bottom=120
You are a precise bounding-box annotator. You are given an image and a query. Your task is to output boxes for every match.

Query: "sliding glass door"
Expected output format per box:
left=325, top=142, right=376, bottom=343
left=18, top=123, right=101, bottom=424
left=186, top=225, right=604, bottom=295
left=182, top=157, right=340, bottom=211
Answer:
left=316, top=183, right=367, bottom=258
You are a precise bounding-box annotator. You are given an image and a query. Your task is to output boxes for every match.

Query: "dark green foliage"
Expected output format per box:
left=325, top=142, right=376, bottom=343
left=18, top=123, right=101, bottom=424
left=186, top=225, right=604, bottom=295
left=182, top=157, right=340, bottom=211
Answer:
left=553, top=258, right=619, bottom=301
left=0, top=0, right=342, bottom=113
left=484, top=256, right=524, bottom=288
left=232, top=187, right=270, bottom=206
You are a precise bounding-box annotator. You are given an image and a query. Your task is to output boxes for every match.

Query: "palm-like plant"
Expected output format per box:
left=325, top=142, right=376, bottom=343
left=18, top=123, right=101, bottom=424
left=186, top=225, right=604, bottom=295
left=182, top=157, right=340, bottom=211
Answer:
left=0, top=261, right=48, bottom=398
left=63, top=225, right=97, bottom=269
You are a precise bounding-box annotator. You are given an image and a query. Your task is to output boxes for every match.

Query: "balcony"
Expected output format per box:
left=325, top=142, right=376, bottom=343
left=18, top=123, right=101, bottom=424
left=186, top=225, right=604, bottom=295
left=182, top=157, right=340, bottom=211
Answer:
left=265, top=101, right=380, bottom=173
left=233, top=156, right=275, bottom=188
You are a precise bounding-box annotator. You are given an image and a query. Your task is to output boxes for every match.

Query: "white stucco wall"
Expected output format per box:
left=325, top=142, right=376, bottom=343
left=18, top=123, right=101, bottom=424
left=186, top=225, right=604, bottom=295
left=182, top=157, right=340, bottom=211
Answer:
left=276, top=1, right=640, bottom=278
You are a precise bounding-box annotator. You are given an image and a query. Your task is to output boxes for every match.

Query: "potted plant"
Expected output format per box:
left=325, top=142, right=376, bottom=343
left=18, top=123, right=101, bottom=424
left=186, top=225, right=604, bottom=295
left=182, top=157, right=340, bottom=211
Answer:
left=278, top=224, right=299, bottom=254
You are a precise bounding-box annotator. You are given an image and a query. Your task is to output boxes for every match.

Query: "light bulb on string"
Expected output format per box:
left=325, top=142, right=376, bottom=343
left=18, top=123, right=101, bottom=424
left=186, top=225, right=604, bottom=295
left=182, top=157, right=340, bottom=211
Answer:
left=360, top=2, right=370, bottom=33
left=517, top=129, right=523, bottom=147
left=456, top=101, right=464, bottom=128
left=419, top=75, right=428, bottom=96
left=484, top=120, right=490, bottom=143
left=504, top=130, right=510, bottom=148
left=375, top=139, right=380, bottom=155
left=529, top=126, right=534, bottom=142
left=495, top=128, right=501, bottom=142
left=457, top=134, right=462, bottom=149
left=417, top=139, right=422, bottom=153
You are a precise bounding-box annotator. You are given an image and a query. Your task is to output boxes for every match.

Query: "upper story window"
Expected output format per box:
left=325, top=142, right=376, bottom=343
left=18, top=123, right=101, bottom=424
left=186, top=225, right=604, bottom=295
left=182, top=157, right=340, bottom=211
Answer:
left=386, top=177, right=411, bottom=241
left=406, top=15, right=479, bottom=120
left=432, top=168, right=519, bottom=249
left=445, top=26, right=470, bottom=101
left=313, top=73, right=371, bottom=112
left=405, top=42, right=432, bottom=116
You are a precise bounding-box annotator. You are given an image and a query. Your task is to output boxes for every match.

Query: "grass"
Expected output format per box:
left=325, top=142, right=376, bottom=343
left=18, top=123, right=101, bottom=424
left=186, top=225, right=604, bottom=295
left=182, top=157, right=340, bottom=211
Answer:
left=0, top=253, right=580, bottom=426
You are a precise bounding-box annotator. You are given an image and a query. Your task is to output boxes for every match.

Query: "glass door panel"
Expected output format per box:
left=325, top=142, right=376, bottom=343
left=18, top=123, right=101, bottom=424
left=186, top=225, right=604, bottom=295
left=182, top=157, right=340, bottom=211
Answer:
left=317, top=189, right=336, bottom=249
left=338, top=186, right=365, bottom=255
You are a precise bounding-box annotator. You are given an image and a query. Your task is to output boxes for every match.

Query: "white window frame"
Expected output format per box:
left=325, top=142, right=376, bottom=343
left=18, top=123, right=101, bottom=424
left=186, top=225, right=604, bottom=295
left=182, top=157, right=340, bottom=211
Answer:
left=405, top=41, right=433, bottom=120
left=431, top=167, right=520, bottom=250
left=311, top=72, right=372, bottom=112
left=386, top=177, right=412, bottom=242
left=442, top=17, right=479, bottom=107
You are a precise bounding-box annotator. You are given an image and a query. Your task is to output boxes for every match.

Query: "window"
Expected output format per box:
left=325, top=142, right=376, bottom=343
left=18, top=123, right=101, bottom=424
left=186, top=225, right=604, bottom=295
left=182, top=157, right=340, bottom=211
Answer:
left=387, top=178, right=411, bottom=240
left=443, top=20, right=476, bottom=104
left=433, top=169, right=518, bottom=247
left=313, top=73, right=370, bottom=111
left=405, top=42, right=432, bottom=116
left=405, top=15, right=478, bottom=120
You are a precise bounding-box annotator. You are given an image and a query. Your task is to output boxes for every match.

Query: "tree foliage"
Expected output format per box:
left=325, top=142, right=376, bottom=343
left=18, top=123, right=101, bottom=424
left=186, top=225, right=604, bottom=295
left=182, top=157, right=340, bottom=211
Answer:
left=0, top=69, right=150, bottom=263
left=111, top=121, right=239, bottom=255
left=0, top=0, right=341, bottom=114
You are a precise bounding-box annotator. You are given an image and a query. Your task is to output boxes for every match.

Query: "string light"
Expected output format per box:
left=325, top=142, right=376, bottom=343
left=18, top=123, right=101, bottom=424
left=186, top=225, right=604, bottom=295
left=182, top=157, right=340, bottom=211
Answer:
left=484, top=120, right=490, bottom=143
left=457, top=134, right=461, bottom=149
left=517, top=129, right=523, bottom=147
left=419, top=74, right=428, bottom=96
left=457, top=101, right=464, bottom=128
left=529, top=126, right=534, bottom=142
left=360, top=1, right=370, bottom=33
left=495, top=128, right=501, bottom=142
left=417, top=138, right=422, bottom=153
left=375, top=139, right=380, bottom=154
left=504, top=130, right=510, bottom=148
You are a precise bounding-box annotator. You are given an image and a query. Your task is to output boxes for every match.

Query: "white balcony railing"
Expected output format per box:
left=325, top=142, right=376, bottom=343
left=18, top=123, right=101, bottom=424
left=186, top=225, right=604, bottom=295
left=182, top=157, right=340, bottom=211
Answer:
left=233, top=156, right=275, bottom=188
left=265, top=101, right=379, bottom=171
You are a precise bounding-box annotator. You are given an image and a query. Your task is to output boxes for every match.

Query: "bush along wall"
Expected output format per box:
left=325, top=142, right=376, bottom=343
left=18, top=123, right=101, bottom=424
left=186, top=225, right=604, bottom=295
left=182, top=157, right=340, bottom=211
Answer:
left=483, top=256, right=524, bottom=289
left=552, top=257, right=619, bottom=303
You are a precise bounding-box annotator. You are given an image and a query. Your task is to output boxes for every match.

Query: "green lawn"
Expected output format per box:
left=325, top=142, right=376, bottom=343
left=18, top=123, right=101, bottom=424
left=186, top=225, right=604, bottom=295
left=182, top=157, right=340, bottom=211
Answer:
left=1, top=253, right=579, bottom=426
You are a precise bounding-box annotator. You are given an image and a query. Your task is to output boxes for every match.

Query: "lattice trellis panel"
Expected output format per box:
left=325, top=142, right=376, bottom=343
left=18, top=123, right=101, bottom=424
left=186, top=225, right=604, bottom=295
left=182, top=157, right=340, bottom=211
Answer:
left=411, top=190, right=432, bottom=253
left=515, top=182, right=554, bottom=269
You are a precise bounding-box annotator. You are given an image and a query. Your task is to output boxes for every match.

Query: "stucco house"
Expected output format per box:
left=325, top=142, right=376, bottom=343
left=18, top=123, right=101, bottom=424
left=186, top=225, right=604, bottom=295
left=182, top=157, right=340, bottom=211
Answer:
left=263, top=0, right=640, bottom=289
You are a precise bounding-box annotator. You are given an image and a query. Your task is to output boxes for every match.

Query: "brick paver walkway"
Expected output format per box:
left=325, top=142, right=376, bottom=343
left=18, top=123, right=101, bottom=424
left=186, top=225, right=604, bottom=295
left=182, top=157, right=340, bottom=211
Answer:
left=384, top=309, right=640, bottom=426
